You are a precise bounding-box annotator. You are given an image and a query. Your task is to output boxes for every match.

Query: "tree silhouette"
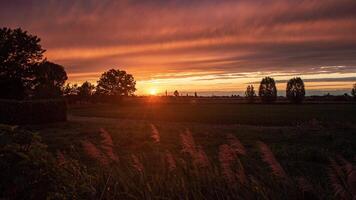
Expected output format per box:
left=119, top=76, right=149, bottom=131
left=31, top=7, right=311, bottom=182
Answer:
left=62, top=83, right=78, bottom=96
left=96, top=69, right=136, bottom=96
left=352, top=83, right=356, bottom=99
left=245, top=85, right=256, bottom=103
left=32, top=61, right=67, bottom=98
left=258, top=77, right=277, bottom=103
left=174, top=90, right=179, bottom=97
left=0, top=27, right=45, bottom=99
left=194, top=92, right=198, bottom=97
left=286, top=77, right=305, bottom=103
left=78, top=81, right=95, bottom=98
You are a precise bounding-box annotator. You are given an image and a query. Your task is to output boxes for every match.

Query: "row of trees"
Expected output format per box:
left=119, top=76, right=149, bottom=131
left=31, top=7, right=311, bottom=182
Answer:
left=63, top=69, right=136, bottom=98
left=0, top=27, right=136, bottom=100
left=246, top=77, right=356, bottom=103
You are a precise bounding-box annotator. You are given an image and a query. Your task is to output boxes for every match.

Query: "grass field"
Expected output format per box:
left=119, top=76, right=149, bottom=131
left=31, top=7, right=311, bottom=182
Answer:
left=69, top=103, right=356, bottom=125
left=18, top=103, right=355, bottom=199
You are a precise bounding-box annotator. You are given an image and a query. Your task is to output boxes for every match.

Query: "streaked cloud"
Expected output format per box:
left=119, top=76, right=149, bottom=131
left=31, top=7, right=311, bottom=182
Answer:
left=1, top=0, right=356, bottom=94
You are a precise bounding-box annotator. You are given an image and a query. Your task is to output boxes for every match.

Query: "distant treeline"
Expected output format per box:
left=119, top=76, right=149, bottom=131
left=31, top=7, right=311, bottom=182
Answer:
left=1, top=27, right=356, bottom=105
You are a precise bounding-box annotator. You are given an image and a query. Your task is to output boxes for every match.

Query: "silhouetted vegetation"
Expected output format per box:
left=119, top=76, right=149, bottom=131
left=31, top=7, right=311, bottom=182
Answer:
left=0, top=125, right=94, bottom=199
left=0, top=27, right=67, bottom=100
left=32, top=61, right=67, bottom=98
left=0, top=27, right=44, bottom=99
left=96, top=69, right=136, bottom=97
left=286, top=77, right=305, bottom=104
left=258, top=77, right=277, bottom=103
left=78, top=81, right=95, bottom=99
left=245, top=85, right=256, bottom=103
left=174, top=90, right=179, bottom=97
left=22, top=119, right=356, bottom=199
left=352, top=83, right=356, bottom=99
left=63, top=83, right=79, bottom=96
left=0, top=99, right=66, bottom=124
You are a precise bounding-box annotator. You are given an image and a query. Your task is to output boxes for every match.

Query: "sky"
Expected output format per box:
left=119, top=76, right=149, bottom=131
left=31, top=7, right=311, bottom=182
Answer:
left=1, top=0, right=356, bottom=95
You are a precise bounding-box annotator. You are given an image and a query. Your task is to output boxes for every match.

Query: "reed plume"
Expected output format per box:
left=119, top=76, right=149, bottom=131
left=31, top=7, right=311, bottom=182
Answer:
left=227, top=134, right=246, bottom=155
left=82, top=140, right=108, bottom=166
left=131, top=154, right=144, bottom=173
left=165, top=150, right=177, bottom=172
left=328, top=157, right=356, bottom=199
left=150, top=124, right=160, bottom=143
left=219, top=144, right=236, bottom=183
left=194, top=145, right=210, bottom=168
left=180, top=129, right=209, bottom=168
left=180, top=129, right=196, bottom=156
left=257, top=141, right=287, bottom=178
left=99, top=128, right=119, bottom=162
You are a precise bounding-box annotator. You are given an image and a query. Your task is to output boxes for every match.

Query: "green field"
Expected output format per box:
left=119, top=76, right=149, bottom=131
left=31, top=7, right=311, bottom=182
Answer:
left=69, top=103, right=356, bottom=125
left=21, top=103, right=356, bottom=199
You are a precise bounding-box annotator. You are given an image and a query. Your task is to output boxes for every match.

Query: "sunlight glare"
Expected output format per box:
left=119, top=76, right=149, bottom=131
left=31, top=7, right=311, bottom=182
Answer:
left=149, top=88, right=158, bottom=95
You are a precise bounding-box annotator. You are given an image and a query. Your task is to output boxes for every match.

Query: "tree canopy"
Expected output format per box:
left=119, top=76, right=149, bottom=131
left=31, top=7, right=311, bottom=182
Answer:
left=286, top=77, right=305, bottom=103
left=0, top=27, right=45, bottom=99
left=96, top=69, right=136, bottom=96
left=352, top=83, right=356, bottom=98
left=78, top=81, right=95, bottom=98
left=0, top=27, right=68, bottom=99
left=245, top=85, right=256, bottom=102
left=32, top=61, right=67, bottom=98
left=258, top=77, right=277, bottom=103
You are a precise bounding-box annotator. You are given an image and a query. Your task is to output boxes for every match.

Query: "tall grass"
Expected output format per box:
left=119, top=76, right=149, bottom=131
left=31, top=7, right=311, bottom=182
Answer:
left=73, top=125, right=355, bottom=199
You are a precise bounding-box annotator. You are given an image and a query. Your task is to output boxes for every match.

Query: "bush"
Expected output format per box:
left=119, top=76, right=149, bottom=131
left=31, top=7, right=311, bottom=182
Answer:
left=286, top=77, right=305, bottom=103
left=0, top=99, right=67, bottom=124
left=258, top=77, right=277, bottom=103
left=0, top=125, right=94, bottom=199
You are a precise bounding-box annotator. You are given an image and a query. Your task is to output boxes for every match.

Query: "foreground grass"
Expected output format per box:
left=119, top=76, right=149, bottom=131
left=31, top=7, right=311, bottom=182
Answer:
left=69, top=103, right=356, bottom=126
left=24, top=109, right=356, bottom=199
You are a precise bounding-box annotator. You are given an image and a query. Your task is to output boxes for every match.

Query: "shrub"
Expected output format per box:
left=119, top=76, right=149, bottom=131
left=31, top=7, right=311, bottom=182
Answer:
left=258, top=77, right=277, bottom=103
left=286, top=77, right=305, bottom=103
left=0, top=99, right=66, bottom=124
left=0, top=125, right=94, bottom=199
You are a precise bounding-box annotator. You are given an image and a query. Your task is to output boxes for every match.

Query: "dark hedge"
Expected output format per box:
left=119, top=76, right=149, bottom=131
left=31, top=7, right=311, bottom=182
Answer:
left=0, top=99, right=67, bottom=124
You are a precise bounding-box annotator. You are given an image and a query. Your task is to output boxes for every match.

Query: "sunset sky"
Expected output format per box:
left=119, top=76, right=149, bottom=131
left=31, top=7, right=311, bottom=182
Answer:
left=1, top=0, right=356, bottom=95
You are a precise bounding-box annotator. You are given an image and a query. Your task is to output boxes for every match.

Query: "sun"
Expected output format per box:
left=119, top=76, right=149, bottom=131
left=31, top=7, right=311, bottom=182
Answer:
left=149, top=88, right=158, bottom=95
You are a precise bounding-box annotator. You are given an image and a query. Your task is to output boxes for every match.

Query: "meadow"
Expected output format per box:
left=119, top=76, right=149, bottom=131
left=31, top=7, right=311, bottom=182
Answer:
left=20, top=102, right=356, bottom=199
left=69, top=103, right=356, bottom=125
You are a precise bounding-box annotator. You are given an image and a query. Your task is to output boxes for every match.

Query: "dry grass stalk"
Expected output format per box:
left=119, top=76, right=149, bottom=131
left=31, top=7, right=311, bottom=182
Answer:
left=328, top=158, right=356, bottom=199
left=180, top=129, right=210, bottom=168
left=150, top=124, right=160, bottom=143
left=99, top=128, right=119, bottom=162
left=165, top=150, right=177, bottom=172
left=82, top=140, right=108, bottom=165
left=257, top=141, right=287, bottom=178
left=56, top=150, right=66, bottom=166
left=180, top=129, right=197, bottom=156
left=219, top=144, right=237, bottom=183
left=131, top=154, right=144, bottom=173
left=297, top=177, right=314, bottom=194
left=194, top=145, right=210, bottom=168
left=227, top=134, right=246, bottom=155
